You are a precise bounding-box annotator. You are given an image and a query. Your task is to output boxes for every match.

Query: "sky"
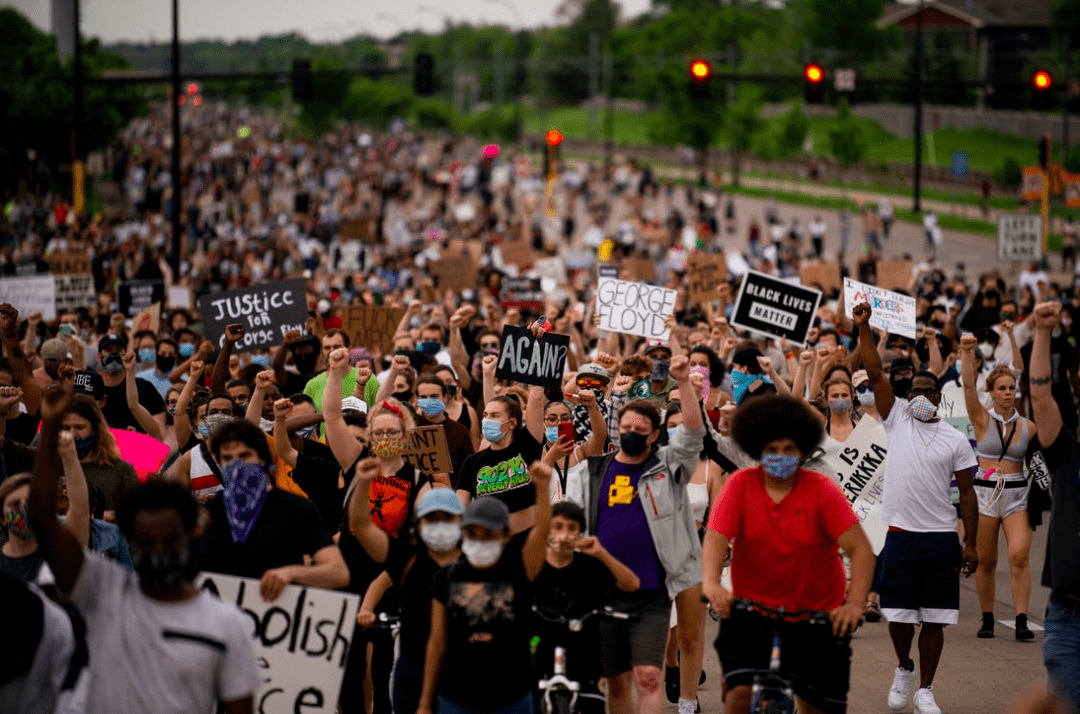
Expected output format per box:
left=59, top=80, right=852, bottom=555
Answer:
left=4, top=0, right=654, bottom=44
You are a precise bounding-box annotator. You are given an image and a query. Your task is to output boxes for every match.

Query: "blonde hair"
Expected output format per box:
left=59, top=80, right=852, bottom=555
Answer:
left=984, top=364, right=1016, bottom=393
left=368, top=398, right=414, bottom=434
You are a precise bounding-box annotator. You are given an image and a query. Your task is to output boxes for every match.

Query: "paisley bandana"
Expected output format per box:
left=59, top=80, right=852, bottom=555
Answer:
left=222, top=460, right=269, bottom=544
left=732, top=370, right=773, bottom=405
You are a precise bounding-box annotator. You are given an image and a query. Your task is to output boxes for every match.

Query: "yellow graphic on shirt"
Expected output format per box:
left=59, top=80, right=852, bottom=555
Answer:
left=608, top=475, right=636, bottom=506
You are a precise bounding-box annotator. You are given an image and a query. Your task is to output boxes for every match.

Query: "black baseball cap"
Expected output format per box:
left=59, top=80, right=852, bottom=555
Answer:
left=98, top=333, right=128, bottom=352
left=73, top=370, right=104, bottom=399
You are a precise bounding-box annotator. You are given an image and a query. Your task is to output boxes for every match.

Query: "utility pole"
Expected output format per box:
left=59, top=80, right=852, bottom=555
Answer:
left=1065, top=31, right=1071, bottom=166
left=604, top=44, right=615, bottom=175
left=170, top=0, right=182, bottom=273
left=589, top=32, right=599, bottom=138
left=72, top=0, right=85, bottom=217
left=913, top=0, right=925, bottom=212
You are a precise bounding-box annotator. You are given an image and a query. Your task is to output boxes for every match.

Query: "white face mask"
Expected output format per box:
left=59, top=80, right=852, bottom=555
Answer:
left=420, top=522, right=461, bottom=553
left=461, top=538, right=503, bottom=568
left=978, top=343, right=994, bottom=360
left=857, top=391, right=876, bottom=408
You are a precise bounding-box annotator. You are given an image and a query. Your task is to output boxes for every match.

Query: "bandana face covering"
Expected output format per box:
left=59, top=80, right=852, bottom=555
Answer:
left=222, top=460, right=269, bottom=544
left=4, top=502, right=34, bottom=540
left=732, top=370, right=773, bottom=405
left=906, top=395, right=938, bottom=422
left=629, top=379, right=652, bottom=399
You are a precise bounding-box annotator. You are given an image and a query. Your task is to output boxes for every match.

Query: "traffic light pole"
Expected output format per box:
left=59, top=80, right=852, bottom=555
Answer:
left=913, top=0, right=924, bottom=213
left=72, top=0, right=85, bottom=217
left=170, top=0, right=182, bottom=274
left=1065, top=32, right=1071, bottom=166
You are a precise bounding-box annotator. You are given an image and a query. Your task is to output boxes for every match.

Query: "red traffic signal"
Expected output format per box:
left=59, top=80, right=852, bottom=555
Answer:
left=1034, top=70, right=1052, bottom=90
left=187, top=82, right=199, bottom=95
left=805, top=64, right=824, bottom=83
left=690, top=60, right=710, bottom=80
left=546, top=129, right=563, bottom=147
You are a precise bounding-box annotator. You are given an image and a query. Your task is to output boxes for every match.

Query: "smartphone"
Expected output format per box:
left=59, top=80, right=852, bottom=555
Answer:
left=558, top=422, right=575, bottom=444
left=59, top=324, right=74, bottom=339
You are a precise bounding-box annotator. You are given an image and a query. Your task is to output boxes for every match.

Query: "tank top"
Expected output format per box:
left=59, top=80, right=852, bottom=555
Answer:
left=975, top=410, right=1030, bottom=464
left=687, top=480, right=709, bottom=524
left=189, top=442, right=222, bottom=498
left=454, top=401, right=472, bottom=431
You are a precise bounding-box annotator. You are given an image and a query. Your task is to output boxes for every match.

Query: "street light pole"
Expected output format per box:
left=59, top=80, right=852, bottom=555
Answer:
left=73, top=0, right=85, bottom=217
left=913, top=0, right=924, bottom=213
left=170, top=0, right=182, bottom=274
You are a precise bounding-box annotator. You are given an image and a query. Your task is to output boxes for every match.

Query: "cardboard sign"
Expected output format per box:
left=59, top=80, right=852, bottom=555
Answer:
left=494, top=324, right=570, bottom=389
left=997, top=214, right=1043, bottom=262
left=341, top=305, right=405, bottom=355
left=331, top=242, right=365, bottom=274
left=429, top=256, right=474, bottom=292
left=118, top=279, right=166, bottom=318
left=339, top=217, right=375, bottom=243
left=874, top=260, right=913, bottom=293
left=623, top=256, right=658, bottom=283
left=53, top=274, right=95, bottom=315
left=595, top=278, right=677, bottom=340
left=687, top=253, right=725, bottom=305
left=1, top=276, right=57, bottom=319
left=1022, top=166, right=1044, bottom=202
left=799, top=262, right=843, bottom=294
left=500, top=277, right=543, bottom=310
left=802, top=419, right=889, bottom=554
left=500, top=241, right=537, bottom=268
left=131, top=302, right=161, bottom=334
left=199, top=279, right=308, bottom=353
left=843, top=277, right=916, bottom=339
left=46, top=253, right=91, bottom=274
left=730, top=270, right=822, bottom=345
left=196, top=572, right=359, bottom=714
left=402, top=425, right=454, bottom=474
left=167, top=285, right=194, bottom=310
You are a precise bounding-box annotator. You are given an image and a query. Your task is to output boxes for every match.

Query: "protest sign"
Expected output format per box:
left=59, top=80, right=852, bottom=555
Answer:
left=167, top=285, right=193, bottom=310
left=118, top=279, right=166, bottom=318
left=339, top=217, right=375, bottom=243
left=53, top=274, right=95, bottom=315
left=595, top=278, right=677, bottom=340
left=0, top=276, right=55, bottom=319
left=623, top=257, right=658, bottom=283
left=196, top=572, right=359, bottom=714
left=402, top=425, right=454, bottom=474
left=331, top=242, right=365, bottom=274
left=495, top=324, right=570, bottom=389
left=802, top=418, right=889, bottom=554
left=131, top=302, right=161, bottom=334
left=500, top=241, right=538, bottom=268
left=341, top=305, right=405, bottom=355
left=199, top=279, right=308, bottom=353
left=598, top=265, right=619, bottom=279
left=799, top=262, right=842, bottom=294
left=46, top=253, right=91, bottom=274
left=730, top=271, right=822, bottom=345
left=997, top=214, right=1043, bottom=262
left=429, top=256, right=473, bottom=292
left=874, top=260, right=913, bottom=292
left=843, top=277, right=916, bottom=339
left=687, top=253, right=725, bottom=305
left=500, top=277, right=544, bottom=310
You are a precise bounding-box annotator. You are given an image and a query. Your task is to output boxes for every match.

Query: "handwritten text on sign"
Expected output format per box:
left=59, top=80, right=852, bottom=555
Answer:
left=494, top=324, right=570, bottom=390
left=341, top=305, right=405, bottom=356
left=200, top=279, right=308, bottom=353
left=403, top=425, right=454, bottom=474
left=196, top=572, right=360, bottom=714
left=997, top=214, right=1043, bottom=262
left=595, top=278, right=676, bottom=340
left=843, top=277, right=916, bottom=340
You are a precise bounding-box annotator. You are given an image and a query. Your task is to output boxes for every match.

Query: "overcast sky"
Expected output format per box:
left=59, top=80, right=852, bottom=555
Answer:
left=4, top=0, right=654, bottom=44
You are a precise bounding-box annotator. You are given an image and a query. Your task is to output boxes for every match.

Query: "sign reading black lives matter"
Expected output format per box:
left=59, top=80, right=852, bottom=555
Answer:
left=730, top=270, right=822, bottom=345
left=199, top=279, right=308, bottom=353
left=495, top=324, right=570, bottom=390
left=118, top=279, right=166, bottom=318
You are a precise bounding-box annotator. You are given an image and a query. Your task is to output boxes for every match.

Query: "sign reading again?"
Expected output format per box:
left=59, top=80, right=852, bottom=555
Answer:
left=595, top=278, right=677, bottom=340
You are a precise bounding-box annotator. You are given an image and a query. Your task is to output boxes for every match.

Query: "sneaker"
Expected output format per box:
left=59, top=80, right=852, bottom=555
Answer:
left=678, top=699, right=696, bottom=714
left=1016, top=614, right=1035, bottom=641
left=977, top=613, right=995, bottom=639
left=665, top=666, right=680, bottom=704
left=888, top=664, right=917, bottom=710
left=864, top=601, right=883, bottom=623
left=914, top=687, right=942, bottom=714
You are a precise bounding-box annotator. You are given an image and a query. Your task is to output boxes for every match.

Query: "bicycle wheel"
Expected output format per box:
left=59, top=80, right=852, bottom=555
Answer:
left=551, top=691, right=574, bottom=714
left=762, top=696, right=793, bottom=714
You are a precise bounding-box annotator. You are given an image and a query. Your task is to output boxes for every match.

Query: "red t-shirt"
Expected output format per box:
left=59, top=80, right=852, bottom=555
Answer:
left=707, top=467, right=858, bottom=612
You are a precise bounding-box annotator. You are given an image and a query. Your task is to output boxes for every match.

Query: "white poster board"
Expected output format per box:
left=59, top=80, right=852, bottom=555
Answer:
left=997, top=215, right=1043, bottom=262
left=595, top=277, right=676, bottom=340
left=843, top=277, right=917, bottom=339
left=0, top=275, right=58, bottom=320
left=196, top=572, right=360, bottom=714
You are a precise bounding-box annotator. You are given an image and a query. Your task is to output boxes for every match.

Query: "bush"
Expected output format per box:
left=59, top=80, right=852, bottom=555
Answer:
left=412, top=99, right=453, bottom=130
left=339, top=77, right=413, bottom=129
left=456, top=106, right=521, bottom=144
left=993, top=156, right=1022, bottom=188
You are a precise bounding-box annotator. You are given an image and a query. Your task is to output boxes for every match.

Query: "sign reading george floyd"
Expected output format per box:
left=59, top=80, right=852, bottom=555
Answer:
left=595, top=278, right=677, bottom=340
left=196, top=572, right=360, bottom=714
left=402, top=425, right=454, bottom=474
left=495, top=324, right=570, bottom=390
left=730, top=270, right=821, bottom=345
left=199, top=279, right=308, bottom=353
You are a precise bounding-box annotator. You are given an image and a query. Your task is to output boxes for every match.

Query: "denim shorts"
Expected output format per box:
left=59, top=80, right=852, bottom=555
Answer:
left=1045, top=596, right=1080, bottom=714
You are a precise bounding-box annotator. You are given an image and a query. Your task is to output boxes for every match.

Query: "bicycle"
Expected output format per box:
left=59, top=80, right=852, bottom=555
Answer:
left=702, top=596, right=836, bottom=714
left=533, top=605, right=631, bottom=714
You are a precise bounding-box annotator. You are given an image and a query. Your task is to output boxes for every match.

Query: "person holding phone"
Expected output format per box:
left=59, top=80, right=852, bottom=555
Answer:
left=535, top=389, right=607, bottom=502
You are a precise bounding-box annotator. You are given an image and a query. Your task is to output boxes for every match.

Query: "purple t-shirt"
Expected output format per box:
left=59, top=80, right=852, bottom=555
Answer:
left=596, top=459, right=664, bottom=590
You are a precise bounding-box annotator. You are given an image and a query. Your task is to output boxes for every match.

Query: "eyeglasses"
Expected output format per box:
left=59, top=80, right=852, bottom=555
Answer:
left=480, top=342, right=499, bottom=350
left=543, top=416, right=571, bottom=425
left=371, top=430, right=403, bottom=439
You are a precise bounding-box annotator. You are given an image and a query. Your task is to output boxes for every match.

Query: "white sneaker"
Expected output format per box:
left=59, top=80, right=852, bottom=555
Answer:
left=914, top=687, right=942, bottom=714
left=677, top=699, right=695, bottom=714
left=888, top=665, right=917, bottom=710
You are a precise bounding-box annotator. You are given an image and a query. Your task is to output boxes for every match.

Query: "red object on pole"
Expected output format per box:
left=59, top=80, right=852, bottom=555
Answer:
left=690, top=60, right=710, bottom=79
left=805, top=64, right=824, bottom=83
left=546, top=129, right=563, bottom=146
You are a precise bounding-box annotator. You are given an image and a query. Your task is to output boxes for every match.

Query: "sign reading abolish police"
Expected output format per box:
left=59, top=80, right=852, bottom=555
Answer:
left=997, top=214, right=1043, bottom=262
left=196, top=572, right=360, bottom=714
left=595, top=277, right=676, bottom=340
left=200, top=279, right=307, bottom=353
left=730, top=270, right=821, bottom=345
left=495, top=324, right=570, bottom=390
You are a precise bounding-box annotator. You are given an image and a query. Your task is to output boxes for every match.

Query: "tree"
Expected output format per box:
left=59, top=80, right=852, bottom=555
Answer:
left=799, top=0, right=892, bottom=63
left=726, top=87, right=765, bottom=186
left=647, top=63, right=726, bottom=184
left=828, top=99, right=867, bottom=185
left=776, top=101, right=810, bottom=159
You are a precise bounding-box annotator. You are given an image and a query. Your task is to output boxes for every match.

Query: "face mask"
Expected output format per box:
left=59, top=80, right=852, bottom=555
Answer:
left=296, top=425, right=316, bottom=440
left=204, top=413, right=233, bottom=436
left=156, top=354, right=176, bottom=372
left=45, top=364, right=60, bottom=380
left=418, top=340, right=441, bottom=355
left=198, top=423, right=209, bottom=438
left=166, top=405, right=177, bottom=417
left=178, top=343, right=195, bottom=359
left=667, top=427, right=679, bottom=441
left=857, top=390, right=876, bottom=408
left=4, top=502, right=34, bottom=541
left=462, top=538, right=504, bottom=568
left=978, top=343, right=994, bottom=360
left=369, top=436, right=406, bottom=459
left=138, top=348, right=155, bottom=364
left=545, top=425, right=560, bottom=443
left=651, top=360, right=670, bottom=382
left=392, top=390, right=413, bottom=404
left=75, top=433, right=95, bottom=459
left=131, top=543, right=188, bottom=591
left=906, top=395, right=938, bottom=422
left=547, top=534, right=578, bottom=552
left=410, top=316, right=422, bottom=329
left=890, top=377, right=912, bottom=400
left=482, top=418, right=507, bottom=443
left=420, top=522, right=461, bottom=553
left=250, top=354, right=269, bottom=366
left=294, top=353, right=318, bottom=373
left=101, top=352, right=125, bottom=375
left=761, top=454, right=799, bottom=480
left=619, top=430, right=650, bottom=456
left=828, top=398, right=852, bottom=414
left=222, top=460, right=269, bottom=543
left=418, top=398, right=446, bottom=417
left=629, top=379, right=652, bottom=399
left=236, top=401, right=249, bottom=415
left=446, top=384, right=458, bottom=398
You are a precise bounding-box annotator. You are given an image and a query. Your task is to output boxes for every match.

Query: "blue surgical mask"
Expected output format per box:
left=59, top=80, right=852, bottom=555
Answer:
left=250, top=354, right=269, bottom=366
left=482, top=418, right=506, bottom=443
left=138, top=348, right=155, bottom=364
left=545, top=425, right=560, bottom=443
left=178, top=343, right=195, bottom=358
left=668, top=427, right=678, bottom=442
left=419, top=341, right=441, bottom=355
left=761, top=454, right=800, bottom=480
left=418, top=397, right=446, bottom=417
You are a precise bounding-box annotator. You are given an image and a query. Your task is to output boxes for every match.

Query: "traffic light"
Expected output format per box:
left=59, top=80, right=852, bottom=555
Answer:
left=1033, top=70, right=1053, bottom=111
left=414, top=53, right=435, bottom=96
left=187, top=82, right=199, bottom=95
left=804, top=64, right=824, bottom=104
left=292, top=59, right=313, bottom=101
left=1039, top=133, right=1051, bottom=168
left=689, top=59, right=710, bottom=100
left=544, top=130, right=562, bottom=177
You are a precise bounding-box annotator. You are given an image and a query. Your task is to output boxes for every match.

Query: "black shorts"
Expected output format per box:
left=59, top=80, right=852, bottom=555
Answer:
left=715, top=608, right=851, bottom=714
left=877, top=530, right=960, bottom=625
left=599, top=589, right=671, bottom=677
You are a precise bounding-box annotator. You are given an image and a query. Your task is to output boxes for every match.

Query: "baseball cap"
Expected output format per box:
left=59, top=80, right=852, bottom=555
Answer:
left=644, top=340, right=671, bottom=357
left=851, top=370, right=870, bottom=388
left=462, top=497, right=510, bottom=532
left=341, top=396, right=368, bottom=414
left=889, top=357, right=915, bottom=375
left=72, top=370, right=104, bottom=399
left=98, top=333, right=128, bottom=352
left=415, top=488, right=465, bottom=519
left=40, top=338, right=70, bottom=361
left=577, top=363, right=610, bottom=382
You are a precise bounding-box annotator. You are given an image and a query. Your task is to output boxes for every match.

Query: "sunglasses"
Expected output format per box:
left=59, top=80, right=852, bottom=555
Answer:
left=576, top=378, right=605, bottom=388
left=855, top=385, right=872, bottom=394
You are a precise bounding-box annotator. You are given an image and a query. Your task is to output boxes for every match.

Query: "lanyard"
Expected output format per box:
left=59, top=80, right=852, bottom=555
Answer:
left=993, top=418, right=1018, bottom=470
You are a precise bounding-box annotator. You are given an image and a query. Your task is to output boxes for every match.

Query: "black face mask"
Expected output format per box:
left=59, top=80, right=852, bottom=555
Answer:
left=392, top=390, right=413, bottom=404
left=294, top=352, right=318, bottom=374
left=131, top=543, right=189, bottom=592
left=890, top=377, right=913, bottom=400
left=156, top=354, right=176, bottom=372
left=619, top=431, right=650, bottom=456
left=446, top=384, right=458, bottom=398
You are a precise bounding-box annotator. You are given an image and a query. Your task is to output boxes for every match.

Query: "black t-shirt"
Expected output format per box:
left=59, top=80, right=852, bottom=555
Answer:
left=193, top=488, right=335, bottom=578
left=0, top=548, right=44, bottom=582
left=5, top=412, right=39, bottom=446
left=279, top=371, right=312, bottom=401
left=1022, top=337, right=1080, bottom=433
left=100, top=377, right=165, bottom=432
left=431, top=550, right=535, bottom=709
left=291, top=451, right=347, bottom=533
left=531, top=555, right=616, bottom=686
left=1037, top=428, right=1080, bottom=596
left=385, top=538, right=446, bottom=665
left=456, top=430, right=542, bottom=515
left=418, top=416, right=475, bottom=483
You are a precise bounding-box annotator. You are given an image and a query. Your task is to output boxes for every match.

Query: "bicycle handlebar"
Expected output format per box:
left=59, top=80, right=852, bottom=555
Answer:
left=699, top=595, right=832, bottom=625
left=531, top=605, right=633, bottom=631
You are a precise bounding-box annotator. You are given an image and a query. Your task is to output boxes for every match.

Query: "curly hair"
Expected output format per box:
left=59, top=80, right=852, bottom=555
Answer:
left=984, top=364, right=1016, bottom=392
left=619, top=354, right=654, bottom=378
left=730, top=394, right=824, bottom=459
left=116, top=480, right=198, bottom=540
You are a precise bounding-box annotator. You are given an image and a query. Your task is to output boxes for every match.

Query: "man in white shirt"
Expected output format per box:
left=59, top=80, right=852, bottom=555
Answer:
left=28, top=389, right=257, bottom=714
left=855, top=302, right=978, bottom=714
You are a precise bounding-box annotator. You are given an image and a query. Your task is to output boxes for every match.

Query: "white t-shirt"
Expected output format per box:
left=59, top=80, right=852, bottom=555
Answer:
left=881, top=400, right=977, bottom=532
left=70, top=552, right=256, bottom=714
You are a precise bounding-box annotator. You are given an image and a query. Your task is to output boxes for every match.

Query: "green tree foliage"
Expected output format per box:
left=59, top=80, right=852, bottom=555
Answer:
left=647, top=64, right=726, bottom=151
left=726, top=87, right=765, bottom=185
left=828, top=99, right=868, bottom=172
left=798, top=0, right=892, bottom=62
left=337, top=77, right=413, bottom=131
